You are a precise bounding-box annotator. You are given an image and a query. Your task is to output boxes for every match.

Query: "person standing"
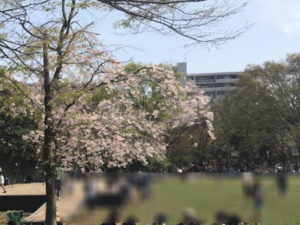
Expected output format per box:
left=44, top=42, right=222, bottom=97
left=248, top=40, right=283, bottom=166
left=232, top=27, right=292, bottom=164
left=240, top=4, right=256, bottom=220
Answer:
left=276, top=172, right=288, bottom=196
left=242, top=172, right=254, bottom=199
left=55, top=178, right=61, bottom=200
left=0, top=171, right=7, bottom=193
left=253, top=181, right=264, bottom=225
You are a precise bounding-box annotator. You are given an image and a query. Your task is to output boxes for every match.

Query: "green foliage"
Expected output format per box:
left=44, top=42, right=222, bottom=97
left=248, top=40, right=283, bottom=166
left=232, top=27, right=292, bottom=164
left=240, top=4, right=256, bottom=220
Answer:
left=124, top=63, right=176, bottom=122
left=124, top=62, right=144, bottom=73
left=91, top=86, right=114, bottom=103
left=0, top=70, right=38, bottom=164
left=76, top=1, right=101, bottom=9
left=212, top=54, right=300, bottom=166
left=166, top=122, right=211, bottom=167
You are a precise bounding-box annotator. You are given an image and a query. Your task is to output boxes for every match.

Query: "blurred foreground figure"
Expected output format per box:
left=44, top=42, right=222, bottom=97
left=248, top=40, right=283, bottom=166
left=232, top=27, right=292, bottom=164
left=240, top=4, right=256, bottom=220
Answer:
left=135, top=173, right=152, bottom=200
left=4, top=177, right=10, bottom=186
left=214, top=211, right=241, bottom=225
left=63, top=175, right=75, bottom=196
left=55, top=178, right=61, bottom=200
left=242, top=172, right=254, bottom=199
left=24, top=175, right=33, bottom=183
left=0, top=171, right=7, bottom=193
left=276, top=173, right=288, bottom=196
left=152, top=212, right=168, bottom=225
left=101, top=209, right=122, bottom=225
left=177, top=208, right=203, bottom=225
left=84, top=175, right=98, bottom=208
left=123, top=216, right=138, bottom=225
left=252, top=181, right=264, bottom=225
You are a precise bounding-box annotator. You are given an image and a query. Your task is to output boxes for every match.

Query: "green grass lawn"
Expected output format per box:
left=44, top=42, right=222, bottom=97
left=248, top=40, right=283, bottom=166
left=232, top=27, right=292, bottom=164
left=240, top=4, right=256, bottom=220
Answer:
left=119, top=175, right=300, bottom=225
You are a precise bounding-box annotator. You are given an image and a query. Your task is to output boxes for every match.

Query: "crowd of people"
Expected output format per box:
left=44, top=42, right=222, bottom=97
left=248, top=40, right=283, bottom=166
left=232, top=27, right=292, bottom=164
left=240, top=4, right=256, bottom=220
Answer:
left=95, top=172, right=293, bottom=225
left=0, top=166, right=295, bottom=225
left=177, top=162, right=300, bottom=174
left=100, top=208, right=243, bottom=225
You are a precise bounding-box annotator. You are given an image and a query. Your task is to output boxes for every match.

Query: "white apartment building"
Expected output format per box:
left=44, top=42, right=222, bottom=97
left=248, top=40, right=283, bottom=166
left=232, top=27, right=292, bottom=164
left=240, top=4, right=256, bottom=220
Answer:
left=176, top=62, right=242, bottom=98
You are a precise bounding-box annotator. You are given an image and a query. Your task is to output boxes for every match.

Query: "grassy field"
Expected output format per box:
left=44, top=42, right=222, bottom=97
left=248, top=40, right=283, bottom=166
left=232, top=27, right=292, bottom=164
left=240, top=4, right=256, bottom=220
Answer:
left=118, top=175, right=300, bottom=225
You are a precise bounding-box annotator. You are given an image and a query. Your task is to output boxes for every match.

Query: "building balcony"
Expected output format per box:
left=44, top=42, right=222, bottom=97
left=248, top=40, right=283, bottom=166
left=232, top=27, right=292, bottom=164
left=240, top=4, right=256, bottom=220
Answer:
left=199, top=86, right=235, bottom=92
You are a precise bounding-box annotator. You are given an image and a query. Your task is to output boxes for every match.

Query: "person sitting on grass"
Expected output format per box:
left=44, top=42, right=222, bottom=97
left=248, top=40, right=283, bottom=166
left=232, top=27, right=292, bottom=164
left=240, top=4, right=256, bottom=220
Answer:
left=152, top=212, right=168, bottom=225
left=101, top=209, right=122, bottom=225
left=123, top=215, right=138, bottom=225
left=0, top=172, right=7, bottom=193
left=214, top=211, right=241, bottom=225
left=177, top=208, right=203, bottom=225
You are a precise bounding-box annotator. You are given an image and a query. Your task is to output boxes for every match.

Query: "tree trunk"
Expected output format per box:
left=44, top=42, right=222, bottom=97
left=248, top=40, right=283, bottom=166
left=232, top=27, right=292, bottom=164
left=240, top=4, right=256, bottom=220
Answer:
left=43, top=125, right=56, bottom=225
left=43, top=36, right=57, bottom=225
left=45, top=168, right=56, bottom=225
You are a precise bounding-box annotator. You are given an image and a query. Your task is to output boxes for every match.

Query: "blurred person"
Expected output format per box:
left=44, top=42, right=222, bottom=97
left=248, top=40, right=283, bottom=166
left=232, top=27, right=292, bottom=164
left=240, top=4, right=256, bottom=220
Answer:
left=226, top=214, right=242, bottom=225
left=119, top=181, right=132, bottom=203
left=276, top=172, right=288, bottom=196
left=152, top=212, right=168, bottom=225
left=85, top=175, right=98, bottom=208
left=64, top=175, right=74, bottom=196
left=294, top=163, right=299, bottom=173
left=107, top=173, right=120, bottom=192
left=136, top=173, right=151, bottom=200
left=214, top=211, right=241, bottom=225
left=55, top=178, right=61, bottom=200
left=0, top=171, right=7, bottom=193
left=214, top=211, right=227, bottom=225
left=101, top=209, right=122, bottom=225
left=242, top=172, right=254, bottom=199
left=123, top=215, right=138, bottom=225
left=24, top=175, right=33, bottom=183
left=252, top=181, right=264, bottom=225
left=4, top=177, right=10, bottom=186
left=177, top=208, right=203, bottom=225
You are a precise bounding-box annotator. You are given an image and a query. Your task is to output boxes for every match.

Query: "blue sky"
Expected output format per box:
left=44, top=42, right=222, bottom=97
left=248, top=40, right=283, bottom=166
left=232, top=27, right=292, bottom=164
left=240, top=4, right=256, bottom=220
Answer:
left=88, top=0, right=300, bottom=73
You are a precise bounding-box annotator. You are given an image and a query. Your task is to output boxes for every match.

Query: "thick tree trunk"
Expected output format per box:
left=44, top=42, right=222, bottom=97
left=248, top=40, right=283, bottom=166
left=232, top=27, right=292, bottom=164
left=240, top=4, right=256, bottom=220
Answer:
left=43, top=125, right=57, bottom=225
left=43, top=36, right=57, bottom=225
left=45, top=169, right=56, bottom=225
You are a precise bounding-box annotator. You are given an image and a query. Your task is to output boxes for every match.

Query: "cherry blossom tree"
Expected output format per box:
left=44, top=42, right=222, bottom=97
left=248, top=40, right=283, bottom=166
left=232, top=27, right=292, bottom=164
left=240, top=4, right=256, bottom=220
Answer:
left=22, top=63, right=214, bottom=171
left=0, top=0, right=239, bottom=224
left=0, top=1, right=123, bottom=223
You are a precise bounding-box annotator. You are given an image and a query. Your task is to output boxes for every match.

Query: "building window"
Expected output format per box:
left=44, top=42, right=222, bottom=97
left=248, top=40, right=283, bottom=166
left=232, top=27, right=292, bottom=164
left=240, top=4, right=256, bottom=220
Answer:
left=195, top=76, right=215, bottom=82
left=206, top=92, right=216, bottom=97
left=201, top=83, right=217, bottom=88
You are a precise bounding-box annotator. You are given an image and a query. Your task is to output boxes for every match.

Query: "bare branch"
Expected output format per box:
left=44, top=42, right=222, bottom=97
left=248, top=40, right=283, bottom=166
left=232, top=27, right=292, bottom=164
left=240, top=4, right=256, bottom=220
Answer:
left=97, top=0, right=249, bottom=45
